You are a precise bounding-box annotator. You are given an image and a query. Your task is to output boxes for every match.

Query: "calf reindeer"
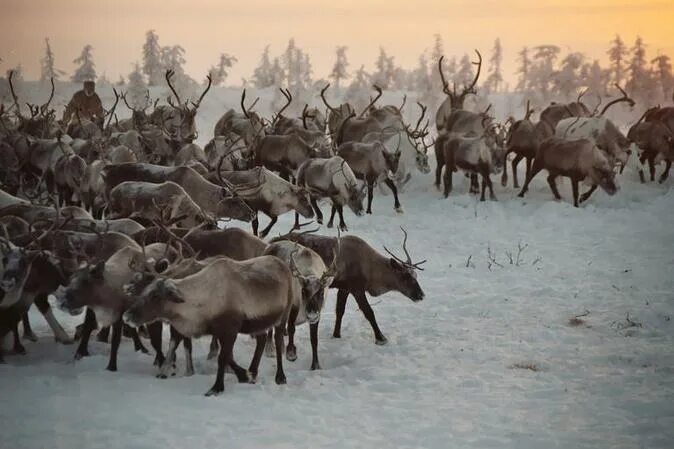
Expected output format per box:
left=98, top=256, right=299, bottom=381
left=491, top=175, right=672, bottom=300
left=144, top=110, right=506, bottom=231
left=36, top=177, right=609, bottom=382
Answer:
left=296, top=156, right=365, bottom=231
left=264, top=239, right=337, bottom=370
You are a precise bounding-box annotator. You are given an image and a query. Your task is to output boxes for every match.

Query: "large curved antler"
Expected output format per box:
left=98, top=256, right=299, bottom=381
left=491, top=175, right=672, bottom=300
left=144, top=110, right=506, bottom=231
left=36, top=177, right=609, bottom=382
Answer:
left=600, top=83, right=635, bottom=115
left=190, top=74, right=212, bottom=109
left=272, top=88, right=292, bottom=124
left=383, top=226, right=426, bottom=271
left=8, top=71, right=23, bottom=118
left=320, top=84, right=338, bottom=112
left=358, top=85, right=383, bottom=118
left=165, top=69, right=183, bottom=107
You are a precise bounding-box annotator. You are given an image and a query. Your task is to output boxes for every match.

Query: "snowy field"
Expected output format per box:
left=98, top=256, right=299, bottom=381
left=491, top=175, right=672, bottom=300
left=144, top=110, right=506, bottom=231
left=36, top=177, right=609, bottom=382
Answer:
left=1, top=86, right=674, bottom=449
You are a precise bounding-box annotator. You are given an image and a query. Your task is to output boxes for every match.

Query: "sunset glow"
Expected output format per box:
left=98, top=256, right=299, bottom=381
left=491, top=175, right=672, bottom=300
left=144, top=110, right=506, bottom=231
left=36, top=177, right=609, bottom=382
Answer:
left=1, top=0, right=673, bottom=84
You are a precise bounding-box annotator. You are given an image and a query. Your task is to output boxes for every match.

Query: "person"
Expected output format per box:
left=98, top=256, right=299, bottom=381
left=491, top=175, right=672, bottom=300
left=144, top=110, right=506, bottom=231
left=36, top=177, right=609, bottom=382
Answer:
left=62, top=80, right=105, bottom=127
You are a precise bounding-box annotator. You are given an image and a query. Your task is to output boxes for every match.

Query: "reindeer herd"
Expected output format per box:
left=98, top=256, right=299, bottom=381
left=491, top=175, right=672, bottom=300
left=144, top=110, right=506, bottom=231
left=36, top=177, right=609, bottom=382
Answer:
left=0, top=47, right=672, bottom=396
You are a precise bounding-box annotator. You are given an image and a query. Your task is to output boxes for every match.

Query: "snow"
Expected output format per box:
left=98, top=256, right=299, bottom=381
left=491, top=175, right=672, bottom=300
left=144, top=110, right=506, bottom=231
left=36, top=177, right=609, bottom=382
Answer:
left=1, top=85, right=674, bottom=449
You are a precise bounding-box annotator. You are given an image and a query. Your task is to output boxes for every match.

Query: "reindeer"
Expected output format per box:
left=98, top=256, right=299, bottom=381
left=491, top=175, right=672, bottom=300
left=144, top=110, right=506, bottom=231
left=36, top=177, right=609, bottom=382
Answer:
left=295, top=156, right=365, bottom=231
left=123, top=253, right=296, bottom=395
left=254, top=133, right=328, bottom=180
left=435, top=50, right=482, bottom=130
left=501, top=101, right=542, bottom=188
left=263, top=239, right=337, bottom=370
left=337, top=140, right=403, bottom=214
left=320, top=84, right=356, bottom=137
left=108, top=181, right=212, bottom=228
left=517, top=138, right=618, bottom=206
left=441, top=121, right=506, bottom=201
left=216, top=166, right=314, bottom=237
left=204, top=134, right=252, bottom=171
left=273, top=227, right=425, bottom=344
left=101, top=163, right=255, bottom=222
left=118, top=90, right=158, bottom=131
left=149, top=70, right=212, bottom=144
left=54, top=242, right=174, bottom=371
left=213, top=90, right=265, bottom=146
left=628, top=107, right=674, bottom=183
left=7, top=71, right=60, bottom=138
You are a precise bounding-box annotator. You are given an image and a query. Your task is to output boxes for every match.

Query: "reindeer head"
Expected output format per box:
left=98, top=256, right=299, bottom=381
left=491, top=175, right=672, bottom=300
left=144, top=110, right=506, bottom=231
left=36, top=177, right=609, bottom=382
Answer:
left=438, top=50, right=482, bottom=110
left=164, top=70, right=212, bottom=143
left=383, top=227, right=426, bottom=302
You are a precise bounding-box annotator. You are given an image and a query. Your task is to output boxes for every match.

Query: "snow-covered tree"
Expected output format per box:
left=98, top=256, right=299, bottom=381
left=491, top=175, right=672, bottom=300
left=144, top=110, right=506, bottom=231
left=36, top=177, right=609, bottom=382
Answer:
left=270, top=57, right=284, bottom=86
left=413, top=53, right=432, bottom=93
left=607, top=34, right=628, bottom=86
left=581, top=60, right=609, bottom=97
left=127, top=63, right=149, bottom=109
left=529, top=45, right=560, bottom=101
left=251, top=46, right=274, bottom=88
left=209, top=53, right=237, bottom=86
left=626, top=36, right=653, bottom=101
left=345, top=65, right=371, bottom=112
left=281, top=38, right=298, bottom=88
left=483, top=38, right=503, bottom=93
left=143, top=30, right=163, bottom=86
left=299, top=51, right=313, bottom=88
left=455, top=54, right=475, bottom=87
left=330, top=46, right=349, bottom=89
left=553, top=52, right=585, bottom=100
left=429, top=34, right=445, bottom=90
left=71, top=45, right=96, bottom=82
left=160, top=45, right=196, bottom=99
left=651, top=54, right=673, bottom=101
left=515, top=46, right=531, bottom=92
left=40, top=38, right=64, bottom=82
left=371, top=47, right=395, bottom=89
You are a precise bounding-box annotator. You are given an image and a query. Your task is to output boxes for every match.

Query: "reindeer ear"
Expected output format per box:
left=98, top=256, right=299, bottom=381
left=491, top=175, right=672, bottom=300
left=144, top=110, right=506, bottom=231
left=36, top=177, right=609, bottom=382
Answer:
left=154, top=258, right=169, bottom=273
left=389, top=258, right=403, bottom=271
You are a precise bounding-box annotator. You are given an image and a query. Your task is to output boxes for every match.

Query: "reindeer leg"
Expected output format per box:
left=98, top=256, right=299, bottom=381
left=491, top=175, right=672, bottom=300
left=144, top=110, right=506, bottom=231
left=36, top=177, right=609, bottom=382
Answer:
left=547, top=174, right=562, bottom=200
left=12, top=321, right=26, bottom=355
left=274, top=323, right=287, bottom=385
left=183, top=336, right=194, bottom=377
left=487, top=175, right=497, bottom=201
left=337, top=205, right=348, bottom=232
left=443, top=166, right=453, bottom=198
left=310, top=322, right=320, bottom=370
left=327, top=205, right=337, bottom=228
left=205, top=328, right=238, bottom=396
left=580, top=184, right=598, bottom=203
left=510, top=153, right=524, bottom=189
left=145, top=322, right=164, bottom=366
left=435, top=159, right=444, bottom=190
left=228, top=358, right=251, bottom=383
left=97, top=326, right=110, bottom=343
left=21, top=311, right=38, bottom=342
left=469, top=174, right=479, bottom=194
left=264, top=328, right=275, bottom=357
left=105, top=318, right=123, bottom=372
left=571, top=177, right=581, bottom=207
left=366, top=179, right=374, bottom=214
left=648, top=154, right=656, bottom=181
left=638, top=154, right=647, bottom=183
left=333, top=289, right=348, bottom=338
left=207, top=336, right=219, bottom=360
left=35, top=295, right=72, bottom=344
left=157, top=330, right=179, bottom=379
left=259, top=216, right=278, bottom=238
left=130, top=327, right=149, bottom=354
left=74, top=308, right=97, bottom=359
left=659, top=160, right=671, bottom=183
left=480, top=174, right=487, bottom=202
left=293, top=212, right=300, bottom=230
left=286, top=305, right=299, bottom=362
left=518, top=159, right=543, bottom=198
left=311, top=198, right=323, bottom=224
left=248, top=334, right=267, bottom=383
left=251, top=215, right=259, bottom=236
left=384, top=179, right=403, bottom=213
left=353, top=290, right=387, bottom=345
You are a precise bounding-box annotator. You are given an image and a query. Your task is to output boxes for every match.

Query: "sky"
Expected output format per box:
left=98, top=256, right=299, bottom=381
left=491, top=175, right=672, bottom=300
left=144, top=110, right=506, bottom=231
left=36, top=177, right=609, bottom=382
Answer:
left=1, top=0, right=673, bottom=86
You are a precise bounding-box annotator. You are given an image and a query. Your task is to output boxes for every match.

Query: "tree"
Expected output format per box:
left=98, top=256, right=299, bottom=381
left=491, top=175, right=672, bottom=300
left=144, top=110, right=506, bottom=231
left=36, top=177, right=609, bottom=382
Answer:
left=607, top=35, right=628, bottom=86
left=330, top=46, right=349, bottom=89
left=270, top=57, right=284, bottom=86
left=484, top=38, right=504, bottom=93
left=626, top=36, right=652, bottom=100
left=651, top=54, right=673, bottom=101
left=299, top=51, right=313, bottom=88
left=127, top=63, right=149, bottom=109
left=209, top=53, right=237, bottom=86
left=581, top=60, right=609, bottom=97
left=40, top=38, right=64, bottom=82
left=413, top=53, right=432, bottom=93
left=143, top=30, right=162, bottom=86
left=455, top=54, right=475, bottom=87
left=281, top=38, right=298, bottom=88
left=529, top=45, right=560, bottom=101
left=429, top=34, right=445, bottom=90
left=71, top=45, right=96, bottom=82
left=553, top=52, right=585, bottom=100
left=371, top=47, right=395, bottom=88
left=515, top=46, right=531, bottom=92
left=252, top=46, right=274, bottom=88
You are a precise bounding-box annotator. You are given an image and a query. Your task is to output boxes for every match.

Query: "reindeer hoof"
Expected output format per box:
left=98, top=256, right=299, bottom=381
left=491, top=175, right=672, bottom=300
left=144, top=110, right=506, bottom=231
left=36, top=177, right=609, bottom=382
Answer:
left=275, top=373, right=287, bottom=385
left=106, top=364, right=117, bottom=372
left=24, top=332, right=38, bottom=342
left=395, top=207, right=404, bottom=214
left=286, top=347, right=297, bottom=362
left=13, top=344, right=27, bottom=355
left=184, top=368, right=195, bottom=377
left=205, top=386, right=224, bottom=397
left=311, top=362, right=321, bottom=371
left=74, top=349, right=90, bottom=360
left=375, top=336, right=388, bottom=346
left=326, top=222, right=334, bottom=229
left=56, top=336, right=74, bottom=345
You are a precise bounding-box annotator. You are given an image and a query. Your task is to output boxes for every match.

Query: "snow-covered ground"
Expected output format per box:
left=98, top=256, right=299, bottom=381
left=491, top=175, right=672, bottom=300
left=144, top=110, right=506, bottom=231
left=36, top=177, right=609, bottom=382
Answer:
left=1, top=85, right=673, bottom=448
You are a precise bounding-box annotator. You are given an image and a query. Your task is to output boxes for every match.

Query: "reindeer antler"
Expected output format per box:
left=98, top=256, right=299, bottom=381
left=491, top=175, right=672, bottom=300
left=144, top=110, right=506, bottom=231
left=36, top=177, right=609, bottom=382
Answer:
left=383, top=226, right=426, bottom=271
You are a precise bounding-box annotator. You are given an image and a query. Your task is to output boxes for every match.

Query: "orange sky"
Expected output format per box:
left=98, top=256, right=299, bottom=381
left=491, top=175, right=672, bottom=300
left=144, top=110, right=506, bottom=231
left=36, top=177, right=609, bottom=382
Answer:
left=1, top=0, right=673, bottom=85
